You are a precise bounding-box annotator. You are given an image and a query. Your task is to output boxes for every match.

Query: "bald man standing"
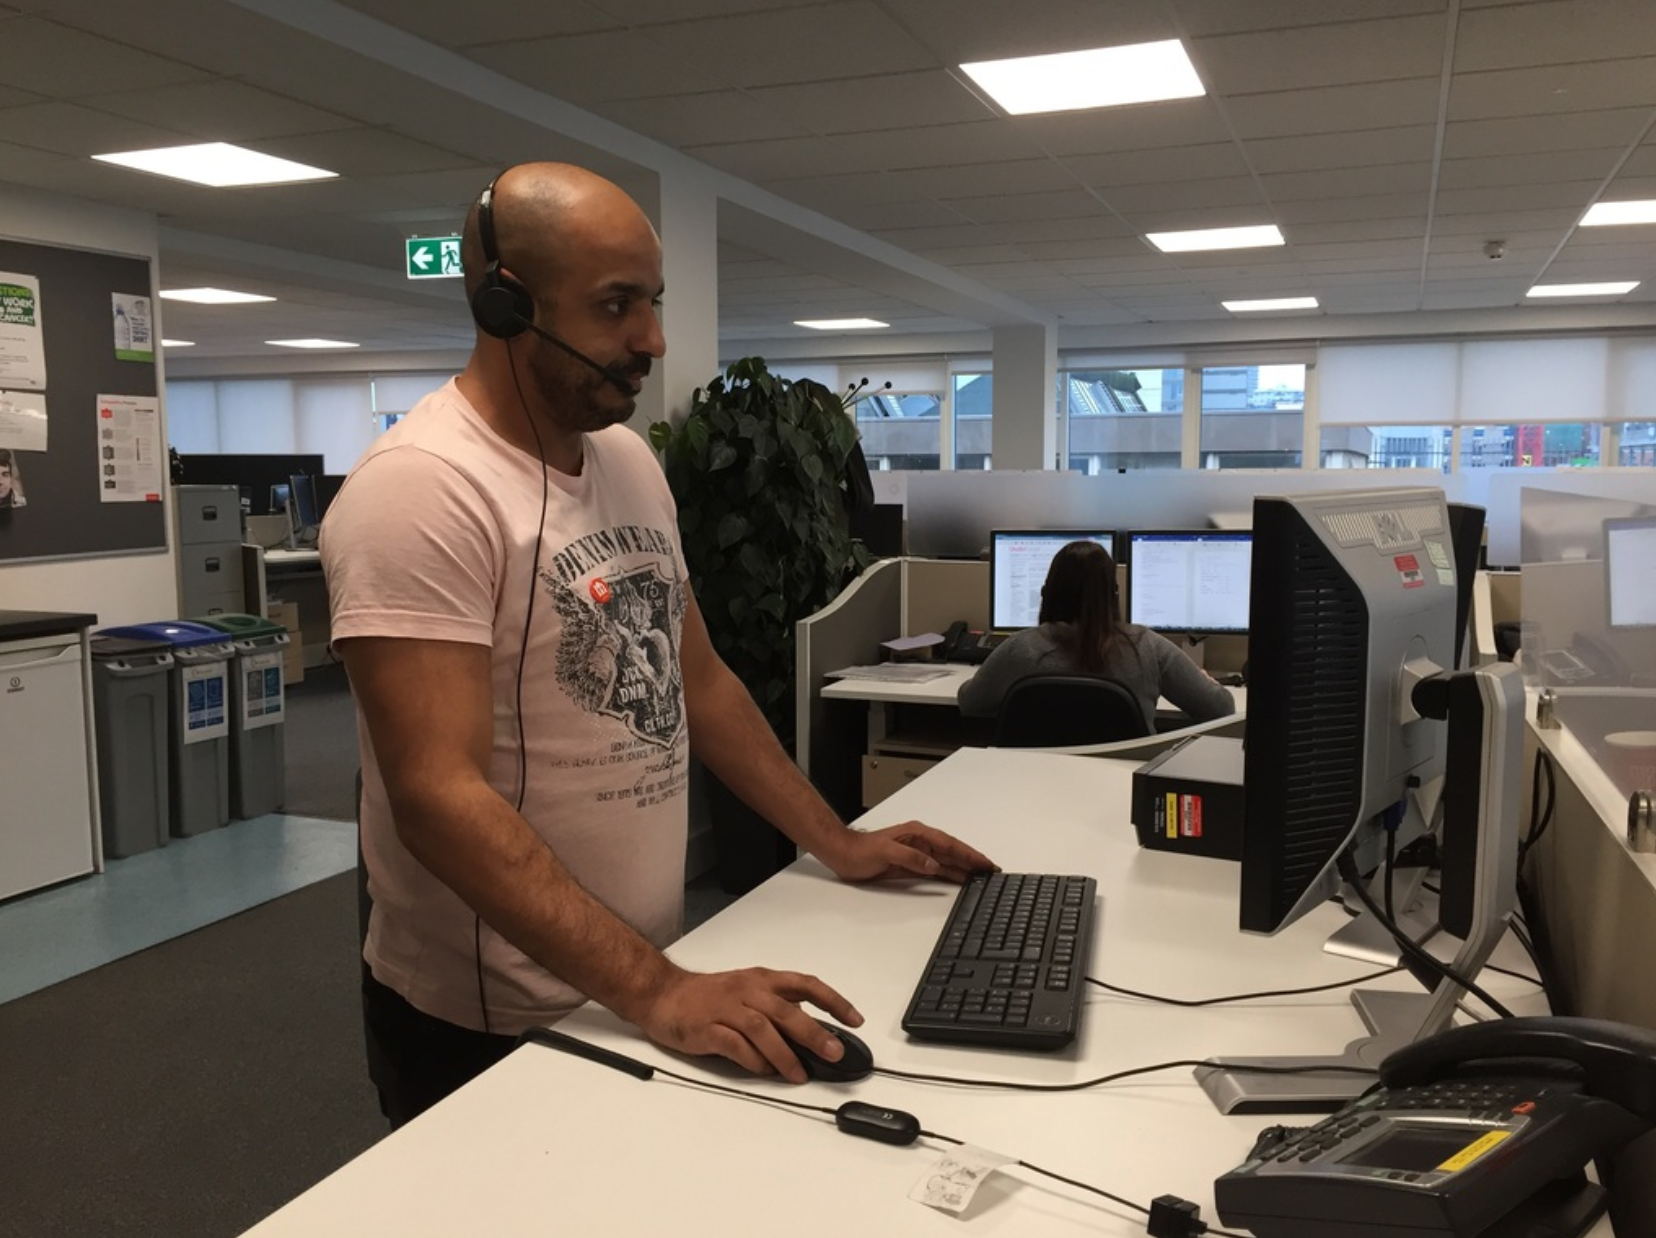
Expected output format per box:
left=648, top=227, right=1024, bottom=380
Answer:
left=322, top=163, right=995, bottom=1127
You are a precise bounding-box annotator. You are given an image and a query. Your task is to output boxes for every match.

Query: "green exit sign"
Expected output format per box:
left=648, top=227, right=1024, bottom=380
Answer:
left=406, top=235, right=461, bottom=279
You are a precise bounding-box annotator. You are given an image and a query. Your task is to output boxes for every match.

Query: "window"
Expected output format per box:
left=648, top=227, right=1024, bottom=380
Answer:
left=1618, top=422, right=1656, bottom=466
left=1457, top=423, right=1602, bottom=469
left=953, top=373, right=992, bottom=469
left=1063, top=367, right=1183, bottom=472
left=854, top=391, right=941, bottom=471
left=1200, top=364, right=1305, bottom=468
left=1320, top=425, right=1452, bottom=472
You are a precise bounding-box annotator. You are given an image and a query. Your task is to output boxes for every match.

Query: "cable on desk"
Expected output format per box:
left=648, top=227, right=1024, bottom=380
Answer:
left=1087, top=967, right=1404, bottom=1008
left=874, top=1056, right=1374, bottom=1092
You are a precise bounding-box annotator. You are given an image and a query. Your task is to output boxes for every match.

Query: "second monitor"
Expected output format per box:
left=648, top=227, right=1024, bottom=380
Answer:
left=1126, top=530, right=1252, bottom=634
left=989, top=529, right=1116, bottom=631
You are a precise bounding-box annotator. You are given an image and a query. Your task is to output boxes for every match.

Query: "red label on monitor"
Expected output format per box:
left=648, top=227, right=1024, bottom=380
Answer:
left=1181, top=794, right=1203, bottom=837
left=1394, top=554, right=1424, bottom=588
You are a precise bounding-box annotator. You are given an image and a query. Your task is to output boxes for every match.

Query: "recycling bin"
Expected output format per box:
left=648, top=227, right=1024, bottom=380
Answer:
left=98, top=621, right=233, bottom=838
left=195, top=613, right=289, bottom=819
left=89, top=635, right=174, bottom=857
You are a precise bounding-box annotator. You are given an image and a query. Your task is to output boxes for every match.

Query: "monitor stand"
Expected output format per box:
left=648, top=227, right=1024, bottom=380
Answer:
left=1196, top=664, right=1525, bottom=1115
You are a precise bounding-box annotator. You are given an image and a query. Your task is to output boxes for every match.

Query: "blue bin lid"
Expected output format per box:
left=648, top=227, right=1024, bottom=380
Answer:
left=98, top=620, right=229, bottom=649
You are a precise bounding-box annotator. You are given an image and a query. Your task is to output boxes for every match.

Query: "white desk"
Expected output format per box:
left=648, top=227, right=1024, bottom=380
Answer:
left=243, top=748, right=1578, bottom=1238
left=822, top=664, right=1246, bottom=717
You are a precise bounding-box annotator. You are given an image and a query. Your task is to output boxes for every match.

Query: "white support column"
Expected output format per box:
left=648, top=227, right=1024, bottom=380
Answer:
left=990, top=323, right=1057, bottom=470
left=1182, top=366, right=1202, bottom=469
left=1301, top=360, right=1321, bottom=469
left=629, top=167, right=720, bottom=437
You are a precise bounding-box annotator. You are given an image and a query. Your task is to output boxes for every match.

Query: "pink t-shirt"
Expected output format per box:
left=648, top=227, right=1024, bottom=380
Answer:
left=322, top=379, right=690, bottom=1034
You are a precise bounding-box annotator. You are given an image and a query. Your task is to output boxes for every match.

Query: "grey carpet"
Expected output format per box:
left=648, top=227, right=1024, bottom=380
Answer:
left=281, top=662, right=359, bottom=821
left=0, top=872, right=385, bottom=1238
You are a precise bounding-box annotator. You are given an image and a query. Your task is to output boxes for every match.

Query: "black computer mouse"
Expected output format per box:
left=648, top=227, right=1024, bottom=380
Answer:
left=783, top=1018, right=875, bottom=1083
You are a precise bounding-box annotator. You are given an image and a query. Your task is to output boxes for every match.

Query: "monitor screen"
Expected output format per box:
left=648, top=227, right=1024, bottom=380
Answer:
left=288, top=473, right=321, bottom=533
left=268, top=483, right=290, bottom=514
left=314, top=473, right=347, bottom=522
left=175, top=453, right=325, bottom=515
left=1607, top=517, right=1656, bottom=628
left=1240, top=488, right=1458, bottom=935
left=989, top=530, right=1115, bottom=631
left=1126, top=531, right=1252, bottom=633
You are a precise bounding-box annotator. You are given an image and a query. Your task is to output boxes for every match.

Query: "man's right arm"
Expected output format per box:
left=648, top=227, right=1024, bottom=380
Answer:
left=341, top=634, right=860, bottom=1082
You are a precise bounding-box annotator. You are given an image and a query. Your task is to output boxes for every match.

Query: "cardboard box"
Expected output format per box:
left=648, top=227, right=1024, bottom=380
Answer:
left=268, top=600, right=300, bottom=634
left=1131, top=735, right=1244, bottom=860
left=282, top=630, right=305, bottom=684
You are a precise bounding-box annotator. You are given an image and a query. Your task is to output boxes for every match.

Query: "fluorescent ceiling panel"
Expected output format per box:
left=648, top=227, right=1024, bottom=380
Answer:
left=1579, top=200, right=1656, bottom=227
left=959, top=39, right=1204, bottom=116
left=1223, top=296, right=1319, bottom=312
left=1146, top=224, right=1285, bottom=253
left=266, top=338, right=360, bottom=348
left=794, top=318, right=889, bottom=330
left=92, top=142, right=337, bottom=187
left=159, top=288, right=276, bottom=304
left=1526, top=282, right=1639, bottom=297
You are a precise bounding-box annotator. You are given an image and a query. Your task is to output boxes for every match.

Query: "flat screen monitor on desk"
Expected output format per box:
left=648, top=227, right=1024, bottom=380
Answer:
left=988, top=529, right=1115, bottom=631
left=1607, top=516, right=1656, bottom=628
left=1125, top=530, right=1251, bottom=634
left=287, top=473, right=321, bottom=549
left=1199, top=487, right=1524, bottom=1114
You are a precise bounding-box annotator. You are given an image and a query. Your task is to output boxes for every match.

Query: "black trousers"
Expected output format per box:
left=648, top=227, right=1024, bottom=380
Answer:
left=362, top=970, right=517, bottom=1128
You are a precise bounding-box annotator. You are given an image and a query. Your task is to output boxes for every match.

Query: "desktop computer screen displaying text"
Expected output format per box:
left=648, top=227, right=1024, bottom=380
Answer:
left=1126, top=530, right=1252, bottom=633
left=988, top=529, right=1114, bottom=631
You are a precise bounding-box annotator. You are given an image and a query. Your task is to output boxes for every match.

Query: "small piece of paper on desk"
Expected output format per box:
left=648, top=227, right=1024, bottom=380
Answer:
left=911, top=1145, right=1015, bottom=1215
left=882, top=632, right=943, bottom=654
left=826, top=664, right=953, bottom=683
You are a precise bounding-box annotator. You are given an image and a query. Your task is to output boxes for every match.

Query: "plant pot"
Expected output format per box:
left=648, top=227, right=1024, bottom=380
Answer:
left=704, top=770, right=797, bottom=896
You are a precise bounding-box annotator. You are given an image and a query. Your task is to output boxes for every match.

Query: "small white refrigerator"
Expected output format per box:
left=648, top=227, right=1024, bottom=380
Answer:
left=0, top=612, right=102, bottom=900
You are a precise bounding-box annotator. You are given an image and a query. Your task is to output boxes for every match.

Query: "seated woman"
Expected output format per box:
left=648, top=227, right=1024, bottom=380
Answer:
left=957, top=540, right=1235, bottom=726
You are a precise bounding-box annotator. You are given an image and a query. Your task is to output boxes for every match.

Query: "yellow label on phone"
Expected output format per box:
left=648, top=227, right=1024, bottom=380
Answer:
left=1436, top=1129, right=1511, bottom=1173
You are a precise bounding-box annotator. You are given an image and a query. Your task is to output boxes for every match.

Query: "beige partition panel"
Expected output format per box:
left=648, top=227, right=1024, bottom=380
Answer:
left=903, top=558, right=989, bottom=635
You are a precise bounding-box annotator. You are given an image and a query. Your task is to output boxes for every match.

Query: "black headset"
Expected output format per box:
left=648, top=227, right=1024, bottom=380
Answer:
left=470, top=170, right=536, bottom=340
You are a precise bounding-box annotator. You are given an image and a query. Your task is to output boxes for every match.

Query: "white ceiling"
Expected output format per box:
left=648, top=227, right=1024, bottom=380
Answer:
left=3, top=0, right=1656, bottom=365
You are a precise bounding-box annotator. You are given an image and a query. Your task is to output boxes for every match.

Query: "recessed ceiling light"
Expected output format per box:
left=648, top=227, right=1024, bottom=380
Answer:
left=266, top=338, right=360, bottom=349
left=161, top=339, right=195, bottom=347
left=159, top=288, right=276, bottom=304
left=793, top=318, right=889, bottom=330
left=1146, top=224, right=1286, bottom=253
left=1579, top=200, right=1656, bottom=227
left=1526, top=281, right=1639, bottom=297
left=960, top=39, right=1204, bottom=116
left=92, top=142, right=337, bottom=188
left=1222, top=296, right=1319, bottom=312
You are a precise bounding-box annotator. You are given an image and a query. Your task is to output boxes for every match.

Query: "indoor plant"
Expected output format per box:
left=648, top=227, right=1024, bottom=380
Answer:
left=650, top=356, right=872, bottom=889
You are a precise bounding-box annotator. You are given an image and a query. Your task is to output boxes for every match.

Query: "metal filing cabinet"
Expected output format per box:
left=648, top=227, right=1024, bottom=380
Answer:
left=174, top=485, right=245, bottom=618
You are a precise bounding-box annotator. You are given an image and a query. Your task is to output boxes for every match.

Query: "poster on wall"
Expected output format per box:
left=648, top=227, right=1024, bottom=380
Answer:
left=112, top=292, right=154, bottom=363
left=0, top=271, right=47, bottom=390
left=95, top=393, right=163, bottom=503
left=0, top=389, right=47, bottom=452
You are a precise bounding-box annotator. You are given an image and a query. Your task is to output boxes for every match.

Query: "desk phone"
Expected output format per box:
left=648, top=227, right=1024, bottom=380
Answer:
left=1216, top=1017, right=1656, bottom=1238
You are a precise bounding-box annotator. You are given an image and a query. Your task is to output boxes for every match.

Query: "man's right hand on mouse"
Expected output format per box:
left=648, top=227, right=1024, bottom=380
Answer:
left=634, top=965, right=861, bottom=1085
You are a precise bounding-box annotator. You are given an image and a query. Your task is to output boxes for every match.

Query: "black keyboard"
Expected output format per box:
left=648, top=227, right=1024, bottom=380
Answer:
left=901, top=871, right=1097, bottom=1051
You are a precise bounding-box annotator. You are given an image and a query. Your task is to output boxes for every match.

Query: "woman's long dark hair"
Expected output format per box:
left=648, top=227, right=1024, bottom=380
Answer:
left=1039, top=540, right=1126, bottom=673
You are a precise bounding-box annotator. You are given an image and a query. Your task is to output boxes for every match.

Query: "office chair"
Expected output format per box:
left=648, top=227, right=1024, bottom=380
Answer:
left=992, top=674, right=1151, bottom=749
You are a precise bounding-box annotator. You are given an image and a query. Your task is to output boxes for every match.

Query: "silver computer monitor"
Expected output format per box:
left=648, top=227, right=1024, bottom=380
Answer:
left=988, top=529, right=1115, bottom=631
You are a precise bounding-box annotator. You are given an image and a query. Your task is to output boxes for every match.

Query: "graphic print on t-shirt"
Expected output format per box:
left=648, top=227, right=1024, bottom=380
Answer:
left=545, top=524, right=687, bottom=752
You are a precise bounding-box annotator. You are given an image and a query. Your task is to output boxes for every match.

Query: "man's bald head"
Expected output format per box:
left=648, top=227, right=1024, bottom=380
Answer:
left=461, top=162, right=655, bottom=310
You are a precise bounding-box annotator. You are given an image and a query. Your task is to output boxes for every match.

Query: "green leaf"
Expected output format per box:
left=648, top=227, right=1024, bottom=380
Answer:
left=716, top=512, right=751, bottom=548
left=708, top=441, right=739, bottom=472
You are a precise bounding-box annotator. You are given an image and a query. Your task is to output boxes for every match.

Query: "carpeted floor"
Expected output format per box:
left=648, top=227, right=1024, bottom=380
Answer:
left=0, top=872, right=385, bottom=1238
left=280, top=662, right=359, bottom=821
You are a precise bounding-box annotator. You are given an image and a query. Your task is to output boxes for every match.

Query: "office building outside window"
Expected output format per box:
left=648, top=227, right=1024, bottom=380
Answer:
left=1063, top=367, right=1183, bottom=472
left=1457, top=423, right=1601, bottom=469
left=1321, top=425, right=1453, bottom=472
left=1618, top=422, right=1656, bottom=466
left=1199, top=364, right=1305, bottom=468
left=853, top=392, right=942, bottom=470
left=954, top=373, right=992, bottom=469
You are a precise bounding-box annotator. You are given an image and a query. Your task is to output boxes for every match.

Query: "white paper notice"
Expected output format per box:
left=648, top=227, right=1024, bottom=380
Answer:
left=0, top=271, right=46, bottom=390
left=910, top=1145, right=1015, bottom=1216
left=112, top=292, right=155, bottom=363
left=0, top=389, right=47, bottom=451
left=240, top=648, right=286, bottom=731
left=95, top=393, right=164, bottom=502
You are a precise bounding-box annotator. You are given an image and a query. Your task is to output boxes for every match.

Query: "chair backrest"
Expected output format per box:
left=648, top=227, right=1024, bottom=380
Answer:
left=992, top=674, right=1151, bottom=749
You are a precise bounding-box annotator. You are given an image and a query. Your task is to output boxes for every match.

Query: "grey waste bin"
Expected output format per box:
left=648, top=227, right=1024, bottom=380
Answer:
left=196, top=614, right=289, bottom=819
left=98, top=622, right=233, bottom=838
left=89, top=636, right=174, bottom=858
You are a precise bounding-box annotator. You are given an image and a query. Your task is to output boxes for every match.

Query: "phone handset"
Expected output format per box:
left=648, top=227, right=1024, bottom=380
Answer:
left=1382, top=1016, right=1656, bottom=1119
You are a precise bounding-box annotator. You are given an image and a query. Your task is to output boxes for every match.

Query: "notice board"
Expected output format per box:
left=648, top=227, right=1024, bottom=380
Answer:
left=0, top=237, right=165, bottom=562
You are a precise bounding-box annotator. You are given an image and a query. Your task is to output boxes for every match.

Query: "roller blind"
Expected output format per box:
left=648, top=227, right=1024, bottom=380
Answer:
left=1458, top=337, right=1609, bottom=423
left=1319, top=343, right=1459, bottom=424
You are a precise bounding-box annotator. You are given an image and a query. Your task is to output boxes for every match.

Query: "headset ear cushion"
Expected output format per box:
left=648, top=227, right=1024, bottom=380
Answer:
left=471, top=266, right=534, bottom=339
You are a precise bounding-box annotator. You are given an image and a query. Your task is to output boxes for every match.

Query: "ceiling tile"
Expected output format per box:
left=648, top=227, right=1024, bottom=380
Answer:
left=874, top=0, right=1174, bottom=64
left=1191, top=14, right=1448, bottom=96
left=1242, top=126, right=1437, bottom=174
left=945, top=189, right=1107, bottom=225
left=1456, top=0, right=1656, bottom=72
left=888, top=160, right=1081, bottom=199
left=0, top=82, right=46, bottom=109
left=1443, top=109, right=1652, bottom=159
left=0, top=100, right=191, bottom=157
left=1175, top=0, right=1448, bottom=37
left=592, top=0, right=833, bottom=20
left=827, top=120, right=1043, bottom=171
left=1436, top=148, right=1625, bottom=190
left=1288, top=217, right=1429, bottom=244
left=81, top=80, right=366, bottom=142
left=1275, top=192, right=1429, bottom=224
left=829, top=198, right=975, bottom=230
left=1262, top=163, right=1435, bottom=203
left=870, top=223, right=1004, bottom=249
left=1014, top=98, right=1231, bottom=157
left=1432, top=180, right=1601, bottom=216
left=1017, top=236, right=1160, bottom=261
left=683, top=134, right=872, bottom=180
left=748, top=71, right=995, bottom=136
left=632, top=2, right=938, bottom=88
left=468, top=31, right=724, bottom=104
left=336, top=0, right=618, bottom=46
left=255, top=129, right=479, bottom=178
left=1448, top=56, right=1656, bottom=122
left=1062, top=143, right=1252, bottom=188
left=603, top=91, right=811, bottom=146
left=0, top=16, right=210, bottom=97
left=1224, top=78, right=1442, bottom=138
left=992, top=218, right=1139, bottom=245
left=1430, top=206, right=1583, bottom=233
left=1102, top=176, right=1266, bottom=214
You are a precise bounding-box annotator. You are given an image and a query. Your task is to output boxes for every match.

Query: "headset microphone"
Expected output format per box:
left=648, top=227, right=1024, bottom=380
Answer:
left=518, top=319, right=639, bottom=396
